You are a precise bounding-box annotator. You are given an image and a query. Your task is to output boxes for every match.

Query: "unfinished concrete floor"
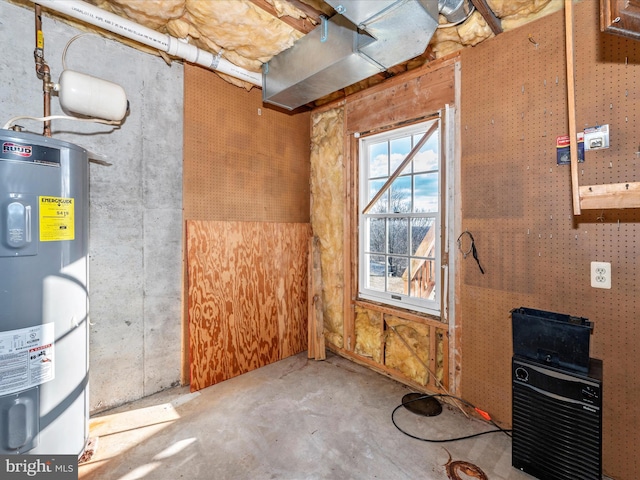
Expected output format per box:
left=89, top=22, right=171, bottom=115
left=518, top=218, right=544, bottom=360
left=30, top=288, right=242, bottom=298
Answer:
left=79, top=352, right=534, bottom=480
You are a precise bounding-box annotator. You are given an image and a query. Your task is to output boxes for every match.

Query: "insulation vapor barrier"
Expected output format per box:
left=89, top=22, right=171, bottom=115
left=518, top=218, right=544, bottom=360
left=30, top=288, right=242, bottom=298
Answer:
left=310, top=107, right=345, bottom=348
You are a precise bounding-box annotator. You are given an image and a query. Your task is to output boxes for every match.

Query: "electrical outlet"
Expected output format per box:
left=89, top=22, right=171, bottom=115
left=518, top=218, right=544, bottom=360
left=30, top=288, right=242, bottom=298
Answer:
left=590, top=261, right=611, bottom=289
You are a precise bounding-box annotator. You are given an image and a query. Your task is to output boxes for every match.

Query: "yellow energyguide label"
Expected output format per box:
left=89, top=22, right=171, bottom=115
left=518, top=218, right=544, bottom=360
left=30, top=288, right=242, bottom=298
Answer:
left=39, top=196, right=74, bottom=241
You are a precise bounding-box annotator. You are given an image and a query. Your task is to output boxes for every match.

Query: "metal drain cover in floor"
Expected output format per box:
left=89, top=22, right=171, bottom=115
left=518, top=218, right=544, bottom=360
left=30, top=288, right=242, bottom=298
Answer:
left=402, top=393, right=443, bottom=416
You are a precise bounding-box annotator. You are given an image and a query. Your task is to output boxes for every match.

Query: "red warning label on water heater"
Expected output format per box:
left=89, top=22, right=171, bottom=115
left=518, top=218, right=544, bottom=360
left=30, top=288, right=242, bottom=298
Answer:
left=0, top=323, right=55, bottom=395
left=2, top=142, right=32, bottom=157
left=0, top=141, right=60, bottom=166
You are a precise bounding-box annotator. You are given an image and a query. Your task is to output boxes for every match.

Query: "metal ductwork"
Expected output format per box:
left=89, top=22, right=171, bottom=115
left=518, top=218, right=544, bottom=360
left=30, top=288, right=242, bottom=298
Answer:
left=263, top=0, right=470, bottom=110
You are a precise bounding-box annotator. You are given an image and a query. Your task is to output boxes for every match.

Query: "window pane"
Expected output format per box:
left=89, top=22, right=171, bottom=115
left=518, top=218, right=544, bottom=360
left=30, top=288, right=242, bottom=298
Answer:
left=369, top=142, right=388, bottom=178
left=368, top=218, right=385, bottom=254
left=408, top=258, right=436, bottom=300
left=390, top=176, right=411, bottom=213
left=390, top=136, right=411, bottom=175
left=410, top=218, right=435, bottom=256
left=369, top=179, right=388, bottom=213
left=413, top=132, right=438, bottom=173
left=359, top=119, right=442, bottom=315
left=387, top=256, right=408, bottom=294
left=366, top=254, right=386, bottom=292
left=414, top=172, right=438, bottom=213
left=388, top=218, right=408, bottom=255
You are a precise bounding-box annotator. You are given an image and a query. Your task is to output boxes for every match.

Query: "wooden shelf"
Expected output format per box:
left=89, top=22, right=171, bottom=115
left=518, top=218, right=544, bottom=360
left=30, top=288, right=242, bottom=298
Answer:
left=579, top=182, right=640, bottom=210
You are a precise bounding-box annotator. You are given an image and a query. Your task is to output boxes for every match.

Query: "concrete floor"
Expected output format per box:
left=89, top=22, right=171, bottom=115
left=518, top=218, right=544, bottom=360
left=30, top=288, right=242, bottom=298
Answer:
left=79, top=352, right=534, bottom=480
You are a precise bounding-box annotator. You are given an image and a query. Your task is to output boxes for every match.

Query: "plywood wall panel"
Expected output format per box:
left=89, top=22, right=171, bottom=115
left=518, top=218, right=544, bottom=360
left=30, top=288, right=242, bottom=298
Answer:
left=187, top=221, right=310, bottom=392
left=460, top=2, right=640, bottom=478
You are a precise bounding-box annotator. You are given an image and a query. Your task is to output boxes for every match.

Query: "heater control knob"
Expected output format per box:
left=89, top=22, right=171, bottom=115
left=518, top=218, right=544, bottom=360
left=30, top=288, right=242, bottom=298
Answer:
left=515, top=367, right=529, bottom=382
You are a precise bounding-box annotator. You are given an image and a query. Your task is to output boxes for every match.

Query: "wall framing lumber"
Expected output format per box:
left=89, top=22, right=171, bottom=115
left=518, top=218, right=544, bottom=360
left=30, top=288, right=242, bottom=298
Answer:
left=345, top=59, right=456, bottom=135
left=313, top=54, right=457, bottom=409
left=565, top=0, right=582, bottom=215
left=326, top=343, right=449, bottom=396
left=470, top=0, right=502, bottom=35
left=354, top=300, right=445, bottom=329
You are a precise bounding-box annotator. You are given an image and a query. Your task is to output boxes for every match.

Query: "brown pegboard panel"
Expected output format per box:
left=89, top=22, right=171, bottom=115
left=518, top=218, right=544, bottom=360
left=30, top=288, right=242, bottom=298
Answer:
left=183, top=64, right=310, bottom=223
left=460, top=2, right=640, bottom=479
left=574, top=5, right=640, bottom=188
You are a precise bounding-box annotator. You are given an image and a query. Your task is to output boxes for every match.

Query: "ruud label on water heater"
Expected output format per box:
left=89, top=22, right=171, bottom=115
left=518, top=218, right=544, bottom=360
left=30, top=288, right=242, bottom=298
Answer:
left=1, top=141, right=60, bottom=167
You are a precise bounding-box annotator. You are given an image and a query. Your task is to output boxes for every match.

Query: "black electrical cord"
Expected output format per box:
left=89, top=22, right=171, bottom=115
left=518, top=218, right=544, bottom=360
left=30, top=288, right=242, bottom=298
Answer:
left=457, top=230, right=485, bottom=274
left=392, top=393, right=512, bottom=443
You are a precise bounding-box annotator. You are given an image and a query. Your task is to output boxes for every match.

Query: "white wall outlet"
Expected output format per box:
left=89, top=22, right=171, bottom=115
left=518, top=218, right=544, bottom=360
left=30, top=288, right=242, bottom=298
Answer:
left=591, top=261, right=611, bottom=289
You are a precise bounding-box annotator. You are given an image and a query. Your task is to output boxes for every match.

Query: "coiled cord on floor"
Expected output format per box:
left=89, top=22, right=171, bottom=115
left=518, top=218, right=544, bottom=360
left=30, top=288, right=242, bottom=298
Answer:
left=392, top=393, right=512, bottom=443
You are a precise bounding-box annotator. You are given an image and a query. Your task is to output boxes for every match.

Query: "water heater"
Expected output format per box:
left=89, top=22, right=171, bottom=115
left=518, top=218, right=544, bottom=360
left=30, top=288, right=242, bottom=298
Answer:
left=0, top=129, right=89, bottom=455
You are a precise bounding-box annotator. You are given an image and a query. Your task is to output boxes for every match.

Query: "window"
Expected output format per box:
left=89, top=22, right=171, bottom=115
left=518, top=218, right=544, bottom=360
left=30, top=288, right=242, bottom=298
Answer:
left=358, top=119, right=442, bottom=315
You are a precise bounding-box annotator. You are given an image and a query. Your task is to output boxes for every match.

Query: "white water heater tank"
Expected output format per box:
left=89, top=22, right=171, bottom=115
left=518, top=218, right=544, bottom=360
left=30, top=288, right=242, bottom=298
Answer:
left=0, top=129, right=89, bottom=455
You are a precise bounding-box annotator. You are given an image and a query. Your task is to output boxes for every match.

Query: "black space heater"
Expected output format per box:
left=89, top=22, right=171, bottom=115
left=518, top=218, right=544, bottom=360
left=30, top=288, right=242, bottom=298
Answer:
left=511, top=307, right=602, bottom=480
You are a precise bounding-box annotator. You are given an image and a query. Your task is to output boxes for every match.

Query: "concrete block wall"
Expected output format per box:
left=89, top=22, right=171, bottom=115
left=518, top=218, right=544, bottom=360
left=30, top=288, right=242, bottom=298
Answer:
left=0, top=0, right=183, bottom=412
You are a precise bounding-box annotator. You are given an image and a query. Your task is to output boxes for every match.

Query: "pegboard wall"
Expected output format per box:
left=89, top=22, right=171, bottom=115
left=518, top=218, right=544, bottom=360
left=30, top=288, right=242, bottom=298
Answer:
left=183, top=64, right=310, bottom=223
left=181, top=65, right=311, bottom=384
left=460, top=2, right=639, bottom=479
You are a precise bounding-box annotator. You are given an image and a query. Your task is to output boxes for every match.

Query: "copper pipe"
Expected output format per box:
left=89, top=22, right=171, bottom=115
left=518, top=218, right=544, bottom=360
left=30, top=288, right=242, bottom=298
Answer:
left=42, top=66, right=52, bottom=137
left=34, top=4, right=52, bottom=136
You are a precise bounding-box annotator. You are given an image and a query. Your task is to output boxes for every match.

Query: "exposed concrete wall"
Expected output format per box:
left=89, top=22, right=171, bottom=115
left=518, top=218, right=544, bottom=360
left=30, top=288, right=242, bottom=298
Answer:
left=0, top=0, right=183, bottom=412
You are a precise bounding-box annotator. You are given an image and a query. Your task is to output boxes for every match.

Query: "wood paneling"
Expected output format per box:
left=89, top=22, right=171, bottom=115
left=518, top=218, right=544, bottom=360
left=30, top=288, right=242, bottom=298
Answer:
left=187, top=221, right=310, bottom=391
left=182, top=64, right=311, bottom=384
left=345, top=58, right=456, bottom=135
left=460, top=2, right=640, bottom=478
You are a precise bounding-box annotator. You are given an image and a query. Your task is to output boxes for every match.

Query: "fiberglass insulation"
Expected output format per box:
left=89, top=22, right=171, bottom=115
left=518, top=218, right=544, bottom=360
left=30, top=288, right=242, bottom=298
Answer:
left=310, top=107, right=345, bottom=348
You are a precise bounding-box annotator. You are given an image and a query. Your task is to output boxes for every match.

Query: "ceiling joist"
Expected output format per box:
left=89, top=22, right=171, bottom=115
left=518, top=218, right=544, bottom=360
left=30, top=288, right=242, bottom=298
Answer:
left=469, top=0, right=503, bottom=35
left=249, top=0, right=323, bottom=34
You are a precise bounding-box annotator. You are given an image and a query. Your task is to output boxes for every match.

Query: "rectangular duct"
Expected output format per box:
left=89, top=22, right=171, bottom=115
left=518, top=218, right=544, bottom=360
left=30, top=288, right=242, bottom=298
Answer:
left=263, top=0, right=440, bottom=110
left=262, top=15, right=383, bottom=110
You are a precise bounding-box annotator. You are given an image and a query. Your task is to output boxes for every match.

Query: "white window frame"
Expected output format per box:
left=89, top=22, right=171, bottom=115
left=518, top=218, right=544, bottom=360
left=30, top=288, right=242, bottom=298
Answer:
left=358, top=118, right=443, bottom=316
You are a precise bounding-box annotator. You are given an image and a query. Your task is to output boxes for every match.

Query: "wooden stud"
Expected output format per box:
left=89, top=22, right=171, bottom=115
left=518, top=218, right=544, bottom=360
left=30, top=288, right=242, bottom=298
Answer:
left=429, top=324, right=437, bottom=389
left=310, top=236, right=326, bottom=360
left=389, top=325, right=468, bottom=418
left=354, top=300, right=446, bottom=329
left=307, top=236, right=316, bottom=359
left=565, top=0, right=582, bottom=215
left=249, top=0, right=319, bottom=33
left=343, top=123, right=355, bottom=352
left=470, top=0, right=503, bottom=35
left=440, top=330, right=449, bottom=391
